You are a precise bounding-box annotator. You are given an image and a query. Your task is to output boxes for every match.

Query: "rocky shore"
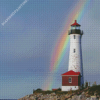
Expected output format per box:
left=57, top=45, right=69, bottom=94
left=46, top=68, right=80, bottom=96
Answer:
left=18, top=85, right=100, bottom=100
left=18, top=92, right=100, bottom=100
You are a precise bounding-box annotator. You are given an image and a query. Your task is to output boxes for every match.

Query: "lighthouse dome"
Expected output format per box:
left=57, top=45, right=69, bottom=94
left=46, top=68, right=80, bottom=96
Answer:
left=68, top=20, right=83, bottom=35
left=71, top=20, right=81, bottom=26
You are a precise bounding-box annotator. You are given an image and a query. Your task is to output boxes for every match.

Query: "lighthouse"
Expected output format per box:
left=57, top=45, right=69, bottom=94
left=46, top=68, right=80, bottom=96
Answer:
left=61, top=20, right=84, bottom=91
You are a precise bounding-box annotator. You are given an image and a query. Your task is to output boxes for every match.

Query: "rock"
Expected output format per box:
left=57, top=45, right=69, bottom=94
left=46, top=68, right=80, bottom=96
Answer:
left=51, top=92, right=56, bottom=96
left=94, top=92, right=97, bottom=96
left=71, top=95, right=78, bottom=100
left=18, top=89, right=100, bottom=100
left=60, top=96, right=66, bottom=100
left=90, top=96, right=98, bottom=100
left=78, top=95, right=82, bottom=100
left=86, top=98, right=91, bottom=100
left=86, top=94, right=90, bottom=98
left=68, top=97, right=72, bottom=100
left=81, top=91, right=85, bottom=95
left=65, top=94, right=70, bottom=98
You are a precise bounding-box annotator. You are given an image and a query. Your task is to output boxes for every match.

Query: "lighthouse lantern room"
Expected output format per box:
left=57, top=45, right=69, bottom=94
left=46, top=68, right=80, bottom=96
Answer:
left=61, top=20, right=84, bottom=91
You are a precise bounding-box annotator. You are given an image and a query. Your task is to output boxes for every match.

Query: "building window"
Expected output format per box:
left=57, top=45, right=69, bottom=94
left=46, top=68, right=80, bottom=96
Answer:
left=69, top=77, right=72, bottom=83
left=74, top=35, right=75, bottom=39
left=74, top=49, right=75, bottom=53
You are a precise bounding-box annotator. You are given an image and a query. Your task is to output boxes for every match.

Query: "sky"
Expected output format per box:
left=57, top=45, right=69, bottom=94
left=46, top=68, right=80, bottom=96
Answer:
left=0, top=0, right=100, bottom=99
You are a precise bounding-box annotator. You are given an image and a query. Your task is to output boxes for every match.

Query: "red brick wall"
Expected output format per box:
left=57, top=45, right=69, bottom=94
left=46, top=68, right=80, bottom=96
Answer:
left=62, top=76, right=80, bottom=86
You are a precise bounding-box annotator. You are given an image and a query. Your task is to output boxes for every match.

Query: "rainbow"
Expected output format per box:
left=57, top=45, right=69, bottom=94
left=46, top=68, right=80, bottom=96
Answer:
left=42, top=0, right=91, bottom=90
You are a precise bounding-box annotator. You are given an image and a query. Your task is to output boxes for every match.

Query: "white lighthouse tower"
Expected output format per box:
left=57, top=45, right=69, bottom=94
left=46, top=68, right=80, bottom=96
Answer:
left=68, top=20, right=84, bottom=85
left=61, top=20, right=84, bottom=91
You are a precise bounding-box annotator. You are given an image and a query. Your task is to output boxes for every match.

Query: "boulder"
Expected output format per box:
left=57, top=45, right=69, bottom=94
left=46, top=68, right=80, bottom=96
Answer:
left=86, top=98, right=91, bottom=100
left=71, top=95, right=78, bottom=100
left=68, top=98, right=72, bottom=100
left=51, top=92, right=56, bottom=96
left=90, top=96, right=98, bottom=100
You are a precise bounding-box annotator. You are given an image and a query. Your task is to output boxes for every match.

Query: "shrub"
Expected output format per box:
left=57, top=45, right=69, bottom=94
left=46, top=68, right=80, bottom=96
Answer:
left=33, top=88, right=43, bottom=94
left=88, top=85, right=100, bottom=95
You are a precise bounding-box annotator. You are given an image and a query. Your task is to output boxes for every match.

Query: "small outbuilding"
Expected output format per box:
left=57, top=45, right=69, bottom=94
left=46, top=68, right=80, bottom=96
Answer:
left=61, top=70, right=81, bottom=91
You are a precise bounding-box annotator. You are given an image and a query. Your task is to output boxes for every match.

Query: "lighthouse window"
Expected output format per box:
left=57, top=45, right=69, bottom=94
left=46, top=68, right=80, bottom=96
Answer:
left=74, top=35, right=76, bottom=39
left=74, top=49, right=75, bottom=53
left=69, top=77, right=72, bottom=83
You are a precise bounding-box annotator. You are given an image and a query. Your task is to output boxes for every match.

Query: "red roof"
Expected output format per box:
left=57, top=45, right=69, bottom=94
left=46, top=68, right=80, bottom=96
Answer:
left=62, top=70, right=80, bottom=75
left=52, top=89, right=58, bottom=91
left=71, top=20, right=81, bottom=26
